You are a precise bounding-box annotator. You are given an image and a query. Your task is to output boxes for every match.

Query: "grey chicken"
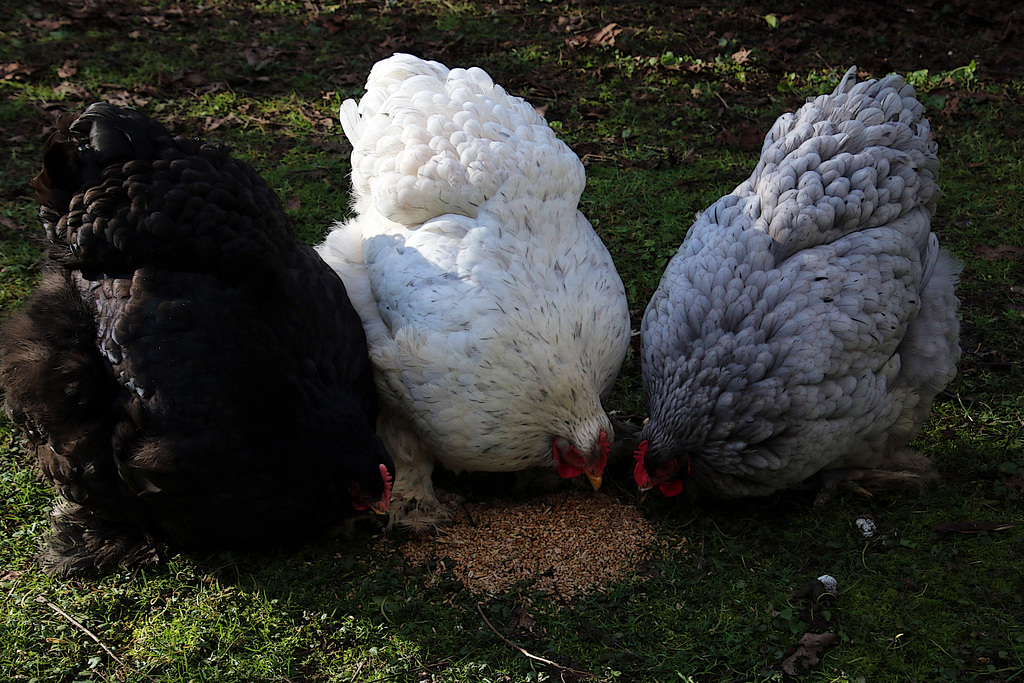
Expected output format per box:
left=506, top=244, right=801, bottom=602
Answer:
left=633, top=68, right=961, bottom=501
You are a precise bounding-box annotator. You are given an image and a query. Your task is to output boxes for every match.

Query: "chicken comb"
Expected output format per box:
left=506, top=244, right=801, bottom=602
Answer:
left=378, top=463, right=393, bottom=508
left=632, top=441, right=651, bottom=488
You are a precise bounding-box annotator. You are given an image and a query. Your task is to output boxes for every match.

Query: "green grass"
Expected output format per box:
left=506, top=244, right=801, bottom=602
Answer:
left=2, top=1, right=1023, bottom=681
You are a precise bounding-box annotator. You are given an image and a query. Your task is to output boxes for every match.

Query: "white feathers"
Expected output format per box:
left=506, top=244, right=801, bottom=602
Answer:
left=318, top=54, right=630, bottom=529
left=340, top=55, right=583, bottom=229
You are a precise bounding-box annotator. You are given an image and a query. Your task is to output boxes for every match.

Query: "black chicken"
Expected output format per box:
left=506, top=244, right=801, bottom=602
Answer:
left=0, top=103, right=394, bottom=576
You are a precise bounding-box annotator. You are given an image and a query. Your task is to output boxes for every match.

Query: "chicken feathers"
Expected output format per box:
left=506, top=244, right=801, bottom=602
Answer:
left=0, top=103, right=394, bottom=576
left=318, top=54, right=630, bottom=530
left=634, top=67, right=961, bottom=501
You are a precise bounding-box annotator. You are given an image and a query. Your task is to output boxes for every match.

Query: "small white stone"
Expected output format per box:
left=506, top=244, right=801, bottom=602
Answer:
left=817, top=574, right=838, bottom=594
left=855, top=516, right=877, bottom=537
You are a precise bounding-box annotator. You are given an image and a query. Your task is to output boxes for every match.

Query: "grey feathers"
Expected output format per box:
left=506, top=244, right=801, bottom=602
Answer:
left=638, top=68, right=960, bottom=499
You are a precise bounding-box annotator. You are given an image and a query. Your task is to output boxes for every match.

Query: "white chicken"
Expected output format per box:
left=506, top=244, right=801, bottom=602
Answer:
left=633, top=67, right=961, bottom=501
left=317, top=54, right=631, bottom=529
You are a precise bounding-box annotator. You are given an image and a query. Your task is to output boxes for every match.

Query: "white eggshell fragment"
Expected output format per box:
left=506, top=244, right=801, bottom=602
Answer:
left=855, top=516, right=877, bottom=537
left=817, top=574, right=838, bottom=595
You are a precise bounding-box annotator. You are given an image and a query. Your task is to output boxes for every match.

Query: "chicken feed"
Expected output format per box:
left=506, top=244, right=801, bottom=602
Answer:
left=400, top=491, right=665, bottom=597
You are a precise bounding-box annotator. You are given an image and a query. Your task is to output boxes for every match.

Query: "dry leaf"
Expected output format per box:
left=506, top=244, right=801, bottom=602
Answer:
left=179, top=72, right=209, bottom=88
left=975, top=244, right=1024, bottom=261
left=57, top=59, right=78, bottom=79
left=717, top=125, right=764, bottom=151
left=781, top=632, right=839, bottom=675
left=204, top=113, right=239, bottom=131
left=1003, top=474, right=1024, bottom=496
left=105, top=91, right=154, bottom=108
left=24, top=17, right=71, bottom=31
left=0, top=215, right=31, bottom=232
left=567, top=23, right=625, bottom=49
left=52, top=82, right=91, bottom=99
left=244, top=46, right=281, bottom=69
left=379, top=35, right=415, bottom=51
left=591, top=23, right=624, bottom=46
left=2, top=62, right=38, bottom=80
left=508, top=603, right=537, bottom=633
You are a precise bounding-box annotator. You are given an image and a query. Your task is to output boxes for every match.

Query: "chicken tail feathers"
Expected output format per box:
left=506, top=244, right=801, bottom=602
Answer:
left=834, top=65, right=858, bottom=94
left=33, top=103, right=172, bottom=221
left=33, top=103, right=177, bottom=276
left=341, top=53, right=583, bottom=228
left=339, top=98, right=361, bottom=149
left=66, top=103, right=170, bottom=169
left=738, top=65, right=939, bottom=263
left=35, top=102, right=294, bottom=280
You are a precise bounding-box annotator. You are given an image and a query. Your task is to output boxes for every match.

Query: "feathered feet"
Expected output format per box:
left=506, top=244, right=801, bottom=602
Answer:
left=814, top=449, right=938, bottom=506
left=40, top=501, right=164, bottom=577
left=375, top=412, right=454, bottom=532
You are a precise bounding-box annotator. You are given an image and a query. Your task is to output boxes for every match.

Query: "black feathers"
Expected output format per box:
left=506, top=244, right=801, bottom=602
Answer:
left=0, top=102, right=394, bottom=576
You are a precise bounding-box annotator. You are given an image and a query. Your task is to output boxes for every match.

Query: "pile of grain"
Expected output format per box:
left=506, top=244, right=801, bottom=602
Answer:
left=400, top=491, right=661, bottom=597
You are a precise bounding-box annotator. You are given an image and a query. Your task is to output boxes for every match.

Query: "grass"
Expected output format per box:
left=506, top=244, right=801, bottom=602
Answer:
left=2, top=1, right=1023, bottom=681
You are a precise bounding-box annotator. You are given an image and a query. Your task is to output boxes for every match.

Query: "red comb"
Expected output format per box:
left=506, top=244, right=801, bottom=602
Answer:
left=378, top=464, right=393, bottom=510
left=633, top=440, right=650, bottom=487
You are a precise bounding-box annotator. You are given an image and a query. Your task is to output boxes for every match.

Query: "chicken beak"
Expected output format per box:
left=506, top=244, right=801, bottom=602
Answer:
left=369, top=502, right=390, bottom=515
left=636, top=488, right=650, bottom=504
left=585, top=471, right=602, bottom=491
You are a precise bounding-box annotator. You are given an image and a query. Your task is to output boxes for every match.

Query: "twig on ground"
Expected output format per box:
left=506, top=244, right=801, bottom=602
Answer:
left=714, top=92, right=758, bottom=121
left=476, top=602, right=594, bottom=679
left=349, top=659, right=365, bottom=683
left=35, top=595, right=158, bottom=683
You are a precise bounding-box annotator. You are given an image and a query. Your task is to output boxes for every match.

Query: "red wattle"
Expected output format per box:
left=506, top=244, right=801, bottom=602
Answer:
left=632, top=441, right=650, bottom=487
left=556, top=460, right=583, bottom=479
left=553, top=442, right=582, bottom=479
left=659, top=479, right=685, bottom=497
